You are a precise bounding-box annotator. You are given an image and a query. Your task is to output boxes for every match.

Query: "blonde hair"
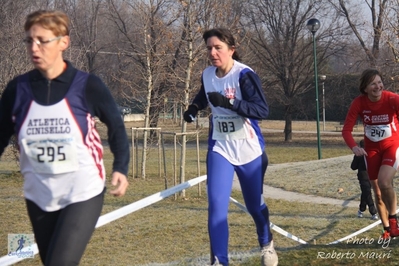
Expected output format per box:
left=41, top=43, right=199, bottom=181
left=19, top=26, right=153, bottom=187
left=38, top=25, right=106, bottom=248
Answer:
left=24, top=10, right=69, bottom=37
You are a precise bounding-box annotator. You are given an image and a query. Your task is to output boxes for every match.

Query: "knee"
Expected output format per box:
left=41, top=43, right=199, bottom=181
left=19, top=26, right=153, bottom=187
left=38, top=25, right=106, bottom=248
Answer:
left=246, top=205, right=259, bottom=216
left=377, top=178, right=393, bottom=190
left=248, top=204, right=268, bottom=218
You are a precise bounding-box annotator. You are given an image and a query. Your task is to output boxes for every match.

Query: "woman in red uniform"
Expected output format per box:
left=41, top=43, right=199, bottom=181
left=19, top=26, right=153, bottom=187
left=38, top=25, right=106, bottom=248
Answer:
left=342, top=68, right=399, bottom=238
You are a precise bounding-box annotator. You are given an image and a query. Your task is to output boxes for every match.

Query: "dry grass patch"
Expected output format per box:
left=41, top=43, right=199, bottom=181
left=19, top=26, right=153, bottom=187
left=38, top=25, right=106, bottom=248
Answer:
left=2, top=120, right=399, bottom=266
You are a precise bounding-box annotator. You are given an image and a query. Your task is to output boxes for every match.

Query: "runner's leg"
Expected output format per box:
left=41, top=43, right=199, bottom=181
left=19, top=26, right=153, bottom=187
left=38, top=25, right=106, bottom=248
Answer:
left=235, top=152, right=272, bottom=246
left=207, top=151, right=235, bottom=265
left=45, top=189, right=105, bottom=266
left=25, top=200, right=59, bottom=264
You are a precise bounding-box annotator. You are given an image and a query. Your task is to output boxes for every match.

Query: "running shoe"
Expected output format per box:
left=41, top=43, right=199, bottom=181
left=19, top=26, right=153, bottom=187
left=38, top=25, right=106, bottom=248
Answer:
left=261, top=240, right=278, bottom=266
left=371, top=214, right=378, bottom=220
left=211, top=257, right=222, bottom=266
left=357, top=210, right=363, bottom=218
left=389, top=217, right=399, bottom=237
left=381, top=230, right=391, bottom=240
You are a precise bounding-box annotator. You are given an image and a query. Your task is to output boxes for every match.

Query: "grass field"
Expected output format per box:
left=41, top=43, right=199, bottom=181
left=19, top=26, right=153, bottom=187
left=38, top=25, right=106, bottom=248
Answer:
left=1, top=119, right=398, bottom=265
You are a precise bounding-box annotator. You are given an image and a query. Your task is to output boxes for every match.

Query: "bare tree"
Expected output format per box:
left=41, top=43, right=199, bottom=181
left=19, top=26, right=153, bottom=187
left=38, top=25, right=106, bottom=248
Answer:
left=59, top=0, right=108, bottom=73
left=377, top=0, right=399, bottom=89
left=105, top=0, right=182, bottom=178
left=0, top=0, right=34, bottom=92
left=244, top=0, right=348, bottom=141
left=385, top=1, right=399, bottom=60
left=179, top=0, right=196, bottom=194
left=331, top=0, right=391, bottom=68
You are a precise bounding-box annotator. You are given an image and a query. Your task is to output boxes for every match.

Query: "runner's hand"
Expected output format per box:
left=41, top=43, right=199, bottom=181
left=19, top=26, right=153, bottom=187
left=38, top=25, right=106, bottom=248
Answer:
left=183, top=105, right=198, bottom=123
left=352, top=146, right=368, bottom=157
left=207, top=92, right=231, bottom=109
left=110, top=171, right=129, bottom=197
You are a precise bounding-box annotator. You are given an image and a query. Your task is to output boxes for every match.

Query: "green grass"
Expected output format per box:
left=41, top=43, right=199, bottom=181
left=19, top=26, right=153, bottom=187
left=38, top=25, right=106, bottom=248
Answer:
left=266, top=145, right=351, bottom=164
left=1, top=120, right=398, bottom=265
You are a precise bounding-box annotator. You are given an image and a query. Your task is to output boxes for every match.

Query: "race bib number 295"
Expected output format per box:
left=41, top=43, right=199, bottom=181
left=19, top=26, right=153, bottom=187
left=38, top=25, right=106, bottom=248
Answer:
left=21, top=137, right=79, bottom=174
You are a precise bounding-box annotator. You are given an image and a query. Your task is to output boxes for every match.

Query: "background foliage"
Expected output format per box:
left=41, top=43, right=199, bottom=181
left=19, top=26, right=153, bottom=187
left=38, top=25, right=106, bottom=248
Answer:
left=2, top=0, right=399, bottom=128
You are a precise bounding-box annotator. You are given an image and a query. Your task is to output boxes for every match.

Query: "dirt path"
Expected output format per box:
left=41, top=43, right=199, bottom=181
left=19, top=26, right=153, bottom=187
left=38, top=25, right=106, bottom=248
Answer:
left=232, top=155, right=359, bottom=208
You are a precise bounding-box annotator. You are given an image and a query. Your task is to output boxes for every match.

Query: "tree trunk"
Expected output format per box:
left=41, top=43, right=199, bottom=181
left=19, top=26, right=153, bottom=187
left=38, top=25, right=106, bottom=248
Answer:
left=284, top=109, right=293, bottom=141
left=141, top=28, right=153, bottom=179
left=179, top=0, right=194, bottom=198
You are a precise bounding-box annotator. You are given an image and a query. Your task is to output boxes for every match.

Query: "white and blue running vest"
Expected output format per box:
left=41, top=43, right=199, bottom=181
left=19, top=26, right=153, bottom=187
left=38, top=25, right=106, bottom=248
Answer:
left=203, top=61, right=265, bottom=165
left=13, top=71, right=105, bottom=211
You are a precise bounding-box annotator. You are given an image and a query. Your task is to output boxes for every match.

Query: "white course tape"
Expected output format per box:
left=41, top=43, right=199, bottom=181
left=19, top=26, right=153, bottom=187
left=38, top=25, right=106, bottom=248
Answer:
left=4, top=173, right=394, bottom=265
left=0, top=175, right=207, bottom=266
left=0, top=244, right=39, bottom=266
left=96, top=175, right=207, bottom=228
left=229, top=197, right=308, bottom=244
left=328, top=207, right=399, bottom=245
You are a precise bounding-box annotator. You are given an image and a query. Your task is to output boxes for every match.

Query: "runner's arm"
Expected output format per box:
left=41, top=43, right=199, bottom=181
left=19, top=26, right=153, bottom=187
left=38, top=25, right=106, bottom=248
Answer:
left=342, top=98, right=361, bottom=150
left=85, top=75, right=130, bottom=176
left=235, top=70, right=269, bottom=120
left=191, top=77, right=209, bottom=111
left=0, top=80, right=17, bottom=157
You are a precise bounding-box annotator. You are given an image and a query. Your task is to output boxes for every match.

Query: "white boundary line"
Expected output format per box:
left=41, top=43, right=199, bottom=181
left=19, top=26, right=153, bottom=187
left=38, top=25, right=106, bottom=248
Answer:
left=229, top=197, right=308, bottom=244
left=328, top=208, right=399, bottom=245
left=1, top=174, right=396, bottom=265
left=0, top=244, right=39, bottom=266
left=0, top=175, right=206, bottom=266
left=96, top=175, right=207, bottom=228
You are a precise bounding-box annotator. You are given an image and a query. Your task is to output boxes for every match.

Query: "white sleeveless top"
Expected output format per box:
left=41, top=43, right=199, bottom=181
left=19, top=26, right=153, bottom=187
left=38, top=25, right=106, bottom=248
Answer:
left=15, top=72, right=105, bottom=211
left=203, top=61, right=264, bottom=165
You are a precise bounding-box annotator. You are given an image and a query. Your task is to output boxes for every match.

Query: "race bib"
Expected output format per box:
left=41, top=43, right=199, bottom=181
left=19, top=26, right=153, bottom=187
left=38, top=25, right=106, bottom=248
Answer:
left=21, top=137, right=79, bottom=174
left=212, top=115, right=246, bottom=140
left=364, top=124, right=392, bottom=142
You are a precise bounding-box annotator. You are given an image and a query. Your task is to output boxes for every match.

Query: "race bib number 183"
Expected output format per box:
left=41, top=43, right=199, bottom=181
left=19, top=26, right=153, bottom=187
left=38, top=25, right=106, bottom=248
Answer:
left=212, top=115, right=246, bottom=140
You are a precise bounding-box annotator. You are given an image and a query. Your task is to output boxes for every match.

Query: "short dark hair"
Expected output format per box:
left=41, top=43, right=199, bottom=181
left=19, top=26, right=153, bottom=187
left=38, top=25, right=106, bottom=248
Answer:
left=202, top=28, right=240, bottom=61
left=359, top=69, right=382, bottom=94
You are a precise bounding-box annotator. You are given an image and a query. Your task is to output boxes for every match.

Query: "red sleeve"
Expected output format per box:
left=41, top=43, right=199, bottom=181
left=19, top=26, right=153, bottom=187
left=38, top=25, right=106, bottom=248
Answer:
left=388, top=91, right=399, bottom=116
left=342, top=96, right=362, bottom=149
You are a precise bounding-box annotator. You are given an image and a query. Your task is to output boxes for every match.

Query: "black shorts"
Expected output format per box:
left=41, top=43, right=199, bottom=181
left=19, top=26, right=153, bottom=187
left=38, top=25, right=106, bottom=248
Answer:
left=26, top=188, right=105, bottom=266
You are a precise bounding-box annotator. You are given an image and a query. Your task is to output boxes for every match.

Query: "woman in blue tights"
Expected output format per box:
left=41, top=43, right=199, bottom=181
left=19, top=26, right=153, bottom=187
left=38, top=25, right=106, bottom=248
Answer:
left=183, top=28, right=277, bottom=266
